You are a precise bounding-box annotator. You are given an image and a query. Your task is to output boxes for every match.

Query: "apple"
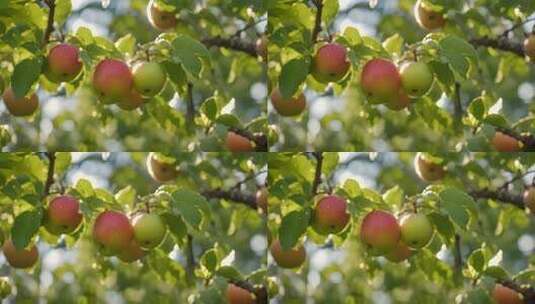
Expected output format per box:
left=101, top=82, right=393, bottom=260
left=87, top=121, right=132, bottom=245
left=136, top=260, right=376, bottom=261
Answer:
left=524, top=34, right=535, bottom=61
left=492, top=284, right=523, bottom=304
left=270, top=239, right=306, bottom=269
left=44, top=195, right=83, bottom=235
left=0, top=277, right=11, bottom=299
left=132, top=213, right=167, bottom=249
left=93, top=211, right=134, bottom=254
left=118, top=239, right=147, bottom=263
left=360, top=210, right=401, bottom=256
left=522, top=186, right=535, bottom=213
left=386, top=89, right=411, bottom=111
left=225, top=131, right=255, bottom=152
left=385, top=241, right=413, bottom=263
left=132, top=62, right=167, bottom=97
left=92, top=59, right=133, bottom=104
left=414, top=0, right=446, bottom=31
left=146, top=152, right=179, bottom=182
left=255, top=36, right=268, bottom=60
left=414, top=152, right=445, bottom=182
left=226, top=284, right=255, bottom=304
left=399, top=61, right=434, bottom=97
left=2, top=87, right=39, bottom=117
left=492, top=131, right=522, bottom=152
left=147, top=0, right=177, bottom=31
left=2, top=239, right=38, bottom=269
left=360, top=58, right=401, bottom=104
left=44, top=43, right=83, bottom=83
left=311, top=43, right=350, bottom=83
left=312, top=195, right=350, bottom=235
left=270, top=87, right=306, bottom=117
left=400, top=213, right=434, bottom=248
left=118, top=89, right=146, bottom=111
left=256, top=187, right=268, bottom=214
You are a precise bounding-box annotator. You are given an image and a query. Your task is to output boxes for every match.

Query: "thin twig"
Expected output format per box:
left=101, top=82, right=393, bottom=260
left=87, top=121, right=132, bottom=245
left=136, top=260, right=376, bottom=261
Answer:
left=43, top=152, right=56, bottom=199
left=42, top=0, right=56, bottom=46
left=185, top=234, right=195, bottom=283
left=453, top=82, right=462, bottom=121
left=186, top=83, right=194, bottom=126
left=453, top=234, right=462, bottom=272
left=311, top=152, right=323, bottom=196
left=470, top=36, right=524, bottom=57
left=202, top=189, right=257, bottom=210
left=311, top=0, right=324, bottom=43
left=202, top=36, right=257, bottom=57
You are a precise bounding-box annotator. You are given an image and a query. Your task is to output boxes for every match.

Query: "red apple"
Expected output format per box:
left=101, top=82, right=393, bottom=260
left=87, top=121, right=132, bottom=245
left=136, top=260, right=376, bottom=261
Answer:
left=414, top=0, right=446, bottom=31
left=360, top=210, right=401, bottom=256
left=311, top=43, right=350, bottom=83
left=93, top=211, right=134, bottom=254
left=256, top=187, right=268, bottom=214
left=147, top=0, right=177, bottom=31
left=270, top=87, right=306, bottom=117
left=524, top=34, right=535, bottom=61
left=92, top=59, right=133, bottom=104
left=45, top=43, right=83, bottom=83
left=44, top=195, right=83, bottom=235
left=118, top=89, right=146, bottom=111
left=225, top=131, right=255, bottom=152
left=117, top=239, right=147, bottom=263
left=492, top=284, right=523, bottom=304
left=491, top=131, right=522, bottom=152
left=2, top=87, right=39, bottom=117
left=146, top=152, right=179, bottom=183
left=523, top=186, right=535, bottom=213
left=2, top=239, right=38, bottom=269
left=414, top=152, right=445, bottom=182
left=255, top=36, right=268, bottom=61
left=226, top=284, right=255, bottom=304
left=312, top=195, right=350, bottom=235
left=270, top=239, right=306, bottom=269
left=386, top=89, right=411, bottom=111
left=385, top=241, right=413, bottom=263
left=360, top=58, right=401, bottom=104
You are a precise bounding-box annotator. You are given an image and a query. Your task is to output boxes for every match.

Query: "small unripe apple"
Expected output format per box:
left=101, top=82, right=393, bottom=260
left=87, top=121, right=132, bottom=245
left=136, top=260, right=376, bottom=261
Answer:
left=524, top=34, right=535, bottom=61
left=2, top=239, right=39, bottom=269
left=226, top=284, right=255, bottom=304
left=118, top=239, right=147, bottom=263
left=414, top=0, right=446, bottom=31
left=492, top=284, right=523, bottom=304
left=225, top=131, right=255, bottom=152
left=414, top=152, right=445, bottom=182
left=132, top=62, right=167, bottom=97
left=270, top=87, right=306, bottom=117
left=312, top=195, right=350, bottom=235
left=400, top=213, right=433, bottom=248
left=360, top=210, right=401, bottom=256
left=311, top=43, right=350, bottom=83
left=256, top=187, right=268, bottom=214
left=132, top=213, right=167, bottom=249
left=0, top=277, right=11, bottom=299
left=491, top=131, right=522, bottom=152
left=399, top=61, right=434, bottom=97
left=386, top=89, right=411, bottom=111
left=93, top=211, right=134, bottom=254
left=2, top=87, right=39, bottom=117
left=45, top=43, right=83, bottom=83
left=117, top=89, right=146, bottom=111
left=146, top=152, right=179, bottom=183
left=44, top=195, right=83, bottom=235
left=270, top=239, right=306, bottom=269
left=385, top=241, right=413, bottom=263
left=93, top=59, right=133, bottom=104
left=147, top=0, right=177, bottom=31
left=523, top=186, right=535, bottom=213
left=360, top=58, right=401, bottom=104
left=255, top=36, right=268, bottom=61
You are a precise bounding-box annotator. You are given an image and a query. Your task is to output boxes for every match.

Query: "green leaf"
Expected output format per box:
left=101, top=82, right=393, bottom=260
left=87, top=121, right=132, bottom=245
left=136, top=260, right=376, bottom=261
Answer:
left=114, top=186, right=136, bottom=206
left=382, top=186, right=404, bottom=207
left=170, top=189, right=209, bottom=230
left=322, top=153, right=339, bottom=178
left=200, top=97, right=218, bottom=121
left=115, top=34, right=136, bottom=55
left=216, top=266, right=243, bottom=281
left=279, top=208, right=311, bottom=250
left=278, top=57, right=310, bottom=99
left=216, top=114, right=242, bottom=128
left=172, top=35, right=210, bottom=78
left=439, top=35, right=478, bottom=78
left=439, top=188, right=477, bottom=230
left=54, top=0, right=72, bottom=27
left=11, top=210, right=42, bottom=250
left=12, top=57, right=43, bottom=98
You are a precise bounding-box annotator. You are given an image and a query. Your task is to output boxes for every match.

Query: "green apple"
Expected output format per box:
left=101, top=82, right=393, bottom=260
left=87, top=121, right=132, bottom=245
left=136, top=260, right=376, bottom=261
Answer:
left=400, top=61, right=434, bottom=97
left=132, top=62, right=167, bottom=97
left=400, top=213, right=434, bottom=249
left=132, top=213, right=167, bottom=249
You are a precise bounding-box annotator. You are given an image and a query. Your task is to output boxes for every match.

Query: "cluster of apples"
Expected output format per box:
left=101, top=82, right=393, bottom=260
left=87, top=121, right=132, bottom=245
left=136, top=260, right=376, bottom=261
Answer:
left=269, top=195, right=350, bottom=269
left=360, top=210, right=434, bottom=262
